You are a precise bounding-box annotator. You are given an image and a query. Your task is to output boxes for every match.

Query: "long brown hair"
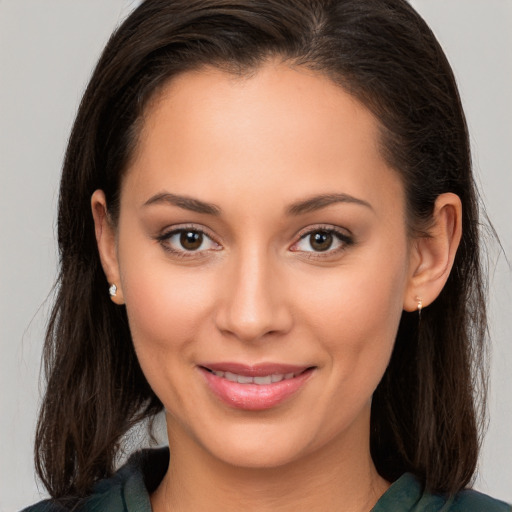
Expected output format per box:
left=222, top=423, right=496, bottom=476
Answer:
left=36, top=0, right=487, bottom=501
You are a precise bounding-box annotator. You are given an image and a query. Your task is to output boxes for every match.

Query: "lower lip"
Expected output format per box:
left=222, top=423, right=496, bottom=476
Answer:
left=200, top=368, right=314, bottom=411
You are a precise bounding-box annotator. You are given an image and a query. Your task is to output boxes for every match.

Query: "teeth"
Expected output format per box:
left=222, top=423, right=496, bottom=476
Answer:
left=224, top=372, right=238, bottom=382
left=254, top=375, right=272, bottom=385
left=210, top=369, right=297, bottom=385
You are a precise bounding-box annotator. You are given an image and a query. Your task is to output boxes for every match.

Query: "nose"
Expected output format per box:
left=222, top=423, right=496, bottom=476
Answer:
left=214, top=248, right=293, bottom=343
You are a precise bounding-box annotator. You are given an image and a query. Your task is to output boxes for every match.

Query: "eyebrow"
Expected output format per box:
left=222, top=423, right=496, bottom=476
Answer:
left=143, top=191, right=372, bottom=217
left=286, top=193, right=374, bottom=216
left=143, top=192, right=221, bottom=215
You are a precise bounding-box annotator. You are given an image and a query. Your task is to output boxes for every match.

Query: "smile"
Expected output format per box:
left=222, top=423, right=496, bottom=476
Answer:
left=208, top=370, right=298, bottom=385
left=199, top=363, right=315, bottom=410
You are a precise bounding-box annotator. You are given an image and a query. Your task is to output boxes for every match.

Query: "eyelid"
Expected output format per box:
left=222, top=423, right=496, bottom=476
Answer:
left=154, top=223, right=353, bottom=258
left=294, top=224, right=353, bottom=241
left=290, top=224, right=354, bottom=255
left=155, top=224, right=222, bottom=255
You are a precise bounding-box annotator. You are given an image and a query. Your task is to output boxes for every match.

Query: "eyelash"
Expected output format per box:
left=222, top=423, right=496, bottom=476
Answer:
left=155, top=225, right=354, bottom=259
left=291, top=226, right=354, bottom=259
left=155, top=225, right=221, bottom=258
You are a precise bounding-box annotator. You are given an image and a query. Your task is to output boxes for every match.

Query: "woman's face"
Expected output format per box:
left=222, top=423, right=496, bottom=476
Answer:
left=102, top=63, right=417, bottom=469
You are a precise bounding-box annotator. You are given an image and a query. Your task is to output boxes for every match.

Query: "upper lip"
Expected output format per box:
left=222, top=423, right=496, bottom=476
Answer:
left=200, top=362, right=313, bottom=377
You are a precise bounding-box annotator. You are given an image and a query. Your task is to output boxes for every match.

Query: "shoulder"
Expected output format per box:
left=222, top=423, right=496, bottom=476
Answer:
left=21, top=502, right=70, bottom=512
left=374, top=473, right=511, bottom=512
left=448, top=488, right=511, bottom=512
left=417, top=488, right=511, bottom=512
left=21, top=448, right=169, bottom=512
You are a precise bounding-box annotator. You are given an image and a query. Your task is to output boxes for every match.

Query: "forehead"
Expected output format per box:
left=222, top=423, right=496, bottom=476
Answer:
left=123, top=62, right=403, bottom=216
left=140, top=62, right=381, bottom=159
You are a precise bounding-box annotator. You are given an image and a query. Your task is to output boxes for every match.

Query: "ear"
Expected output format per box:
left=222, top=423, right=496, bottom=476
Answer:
left=403, top=193, right=462, bottom=312
left=91, top=190, right=124, bottom=305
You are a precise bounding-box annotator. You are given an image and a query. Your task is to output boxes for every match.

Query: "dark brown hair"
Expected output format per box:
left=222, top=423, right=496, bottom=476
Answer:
left=36, top=0, right=487, bottom=501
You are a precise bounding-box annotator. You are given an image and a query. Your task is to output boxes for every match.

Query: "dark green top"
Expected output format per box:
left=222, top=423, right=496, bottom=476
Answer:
left=23, top=448, right=511, bottom=511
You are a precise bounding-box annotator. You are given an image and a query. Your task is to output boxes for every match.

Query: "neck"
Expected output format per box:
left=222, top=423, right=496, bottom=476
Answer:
left=151, top=412, right=389, bottom=512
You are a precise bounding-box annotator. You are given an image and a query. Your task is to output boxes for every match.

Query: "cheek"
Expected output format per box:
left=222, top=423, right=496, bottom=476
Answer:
left=120, top=262, right=223, bottom=416
left=118, top=240, right=215, bottom=377
left=300, top=248, right=408, bottom=391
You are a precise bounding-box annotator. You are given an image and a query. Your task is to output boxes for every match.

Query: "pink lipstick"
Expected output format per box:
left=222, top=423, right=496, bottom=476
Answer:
left=199, top=363, right=314, bottom=410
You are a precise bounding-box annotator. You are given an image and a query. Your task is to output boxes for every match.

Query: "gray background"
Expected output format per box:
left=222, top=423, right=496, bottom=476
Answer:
left=1, top=1, right=510, bottom=510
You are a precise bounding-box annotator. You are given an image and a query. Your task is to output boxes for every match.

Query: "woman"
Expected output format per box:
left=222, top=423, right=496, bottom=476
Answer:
left=24, top=0, right=511, bottom=510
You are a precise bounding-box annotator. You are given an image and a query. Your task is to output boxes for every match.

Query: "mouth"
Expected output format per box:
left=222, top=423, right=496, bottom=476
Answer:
left=202, top=368, right=306, bottom=385
left=199, top=363, right=315, bottom=410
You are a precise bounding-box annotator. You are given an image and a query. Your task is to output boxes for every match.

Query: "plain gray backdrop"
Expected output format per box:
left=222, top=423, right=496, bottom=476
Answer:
left=1, top=1, right=510, bottom=510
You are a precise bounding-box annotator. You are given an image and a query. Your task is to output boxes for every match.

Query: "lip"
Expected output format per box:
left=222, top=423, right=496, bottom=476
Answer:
left=202, top=362, right=310, bottom=377
left=199, top=362, right=315, bottom=411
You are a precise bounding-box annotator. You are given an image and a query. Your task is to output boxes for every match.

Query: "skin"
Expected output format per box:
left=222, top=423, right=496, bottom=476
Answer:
left=92, top=61, right=462, bottom=512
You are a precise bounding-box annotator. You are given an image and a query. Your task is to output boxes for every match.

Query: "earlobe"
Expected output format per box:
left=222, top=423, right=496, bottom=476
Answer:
left=403, top=193, right=462, bottom=312
left=91, top=190, right=125, bottom=305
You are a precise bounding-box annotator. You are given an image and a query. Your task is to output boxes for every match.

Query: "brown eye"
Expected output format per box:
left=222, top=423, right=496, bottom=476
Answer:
left=291, top=227, right=352, bottom=255
left=309, top=231, right=333, bottom=252
left=180, top=230, right=203, bottom=250
left=158, top=227, right=220, bottom=255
